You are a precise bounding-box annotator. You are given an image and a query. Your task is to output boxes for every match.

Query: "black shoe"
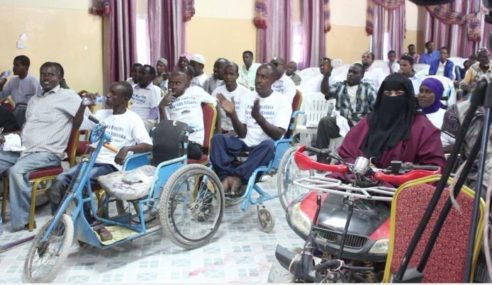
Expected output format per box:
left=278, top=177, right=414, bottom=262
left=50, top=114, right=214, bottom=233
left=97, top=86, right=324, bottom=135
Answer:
left=46, top=180, right=67, bottom=206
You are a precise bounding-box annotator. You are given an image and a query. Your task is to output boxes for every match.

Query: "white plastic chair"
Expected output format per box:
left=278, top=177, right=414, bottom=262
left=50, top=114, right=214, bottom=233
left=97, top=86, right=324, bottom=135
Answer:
left=414, top=63, right=430, bottom=76
left=294, top=92, right=334, bottom=145
left=331, top=58, right=343, bottom=68
left=298, top=67, right=321, bottom=84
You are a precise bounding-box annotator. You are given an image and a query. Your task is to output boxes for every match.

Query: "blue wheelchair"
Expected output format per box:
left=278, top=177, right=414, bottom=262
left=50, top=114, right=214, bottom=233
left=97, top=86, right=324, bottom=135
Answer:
left=225, top=93, right=303, bottom=233
left=23, top=116, right=225, bottom=283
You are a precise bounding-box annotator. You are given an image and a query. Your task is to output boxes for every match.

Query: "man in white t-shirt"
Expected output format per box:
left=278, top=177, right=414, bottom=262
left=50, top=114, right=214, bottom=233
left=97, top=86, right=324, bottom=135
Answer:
left=130, top=64, right=162, bottom=130
left=212, top=62, right=253, bottom=133
left=210, top=64, right=292, bottom=195
left=47, top=81, right=153, bottom=208
left=270, top=57, right=297, bottom=104
left=159, top=70, right=217, bottom=160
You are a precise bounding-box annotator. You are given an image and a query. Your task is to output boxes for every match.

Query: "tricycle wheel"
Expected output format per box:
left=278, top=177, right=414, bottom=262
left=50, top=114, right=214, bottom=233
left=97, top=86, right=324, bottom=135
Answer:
left=23, top=214, right=74, bottom=283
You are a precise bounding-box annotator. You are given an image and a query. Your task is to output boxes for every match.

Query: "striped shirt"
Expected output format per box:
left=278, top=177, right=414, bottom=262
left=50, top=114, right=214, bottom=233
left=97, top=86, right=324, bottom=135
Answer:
left=327, top=81, right=377, bottom=126
left=22, top=85, right=81, bottom=158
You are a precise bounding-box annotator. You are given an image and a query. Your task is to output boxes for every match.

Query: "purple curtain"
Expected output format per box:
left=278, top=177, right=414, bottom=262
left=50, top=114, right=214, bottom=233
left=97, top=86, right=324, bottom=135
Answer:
left=255, top=0, right=292, bottom=63
left=424, top=0, right=481, bottom=58
left=148, top=0, right=187, bottom=69
left=367, top=0, right=405, bottom=59
left=300, top=0, right=327, bottom=69
left=103, top=0, right=137, bottom=89
left=480, top=10, right=492, bottom=50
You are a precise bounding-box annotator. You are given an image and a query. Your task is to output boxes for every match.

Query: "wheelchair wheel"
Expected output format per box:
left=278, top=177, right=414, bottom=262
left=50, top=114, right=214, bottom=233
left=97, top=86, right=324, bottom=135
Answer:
left=159, top=164, right=224, bottom=249
left=257, top=206, right=275, bottom=233
left=277, top=146, right=311, bottom=211
left=23, top=214, right=74, bottom=283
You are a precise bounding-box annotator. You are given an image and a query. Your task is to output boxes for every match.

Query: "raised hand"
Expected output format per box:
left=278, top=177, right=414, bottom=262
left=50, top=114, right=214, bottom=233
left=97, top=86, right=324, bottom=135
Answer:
left=217, top=93, right=235, bottom=116
left=251, top=99, right=262, bottom=122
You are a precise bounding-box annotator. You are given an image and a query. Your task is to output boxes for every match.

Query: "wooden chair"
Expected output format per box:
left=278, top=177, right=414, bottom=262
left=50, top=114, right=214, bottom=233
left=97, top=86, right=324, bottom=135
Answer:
left=1, top=128, right=80, bottom=231
left=383, top=175, right=485, bottom=282
left=187, top=102, right=217, bottom=165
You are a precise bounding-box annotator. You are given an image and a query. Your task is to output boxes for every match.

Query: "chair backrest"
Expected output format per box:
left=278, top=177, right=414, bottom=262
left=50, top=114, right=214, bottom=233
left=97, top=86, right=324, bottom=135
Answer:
left=66, top=128, right=81, bottom=167
left=292, top=90, right=303, bottom=112
left=301, top=92, right=334, bottom=128
left=201, top=102, right=217, bottom=154
left=298, top=67, right=321, bottom=83
left=383, top=175, right=485, bottom=283
left=414, top=63, right=430, bottom=75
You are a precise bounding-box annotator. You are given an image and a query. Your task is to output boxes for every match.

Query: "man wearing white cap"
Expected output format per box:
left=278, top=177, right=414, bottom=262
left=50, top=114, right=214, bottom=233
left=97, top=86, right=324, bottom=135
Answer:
left=190, top=54, right=209, bottom=89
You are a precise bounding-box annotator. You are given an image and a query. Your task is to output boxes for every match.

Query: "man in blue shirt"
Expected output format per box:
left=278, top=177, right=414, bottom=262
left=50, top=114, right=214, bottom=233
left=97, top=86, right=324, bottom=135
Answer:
left=419, top=41, right=440, bottom=65
left=428, top=46, right=455, bottom=80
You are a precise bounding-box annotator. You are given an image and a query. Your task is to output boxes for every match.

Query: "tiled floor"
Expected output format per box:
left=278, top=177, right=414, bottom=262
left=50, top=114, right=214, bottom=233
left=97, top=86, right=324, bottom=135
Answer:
left=0, top=178, right=304, bottom=283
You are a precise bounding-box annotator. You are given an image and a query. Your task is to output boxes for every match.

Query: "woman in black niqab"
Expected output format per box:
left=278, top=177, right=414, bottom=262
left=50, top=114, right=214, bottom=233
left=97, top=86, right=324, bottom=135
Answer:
left=361, top=73, right=419, bottom=159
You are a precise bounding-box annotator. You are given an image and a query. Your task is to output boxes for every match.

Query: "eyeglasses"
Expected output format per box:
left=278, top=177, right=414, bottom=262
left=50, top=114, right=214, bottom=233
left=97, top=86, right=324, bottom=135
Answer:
left=383, top=90, right=405, bottom=97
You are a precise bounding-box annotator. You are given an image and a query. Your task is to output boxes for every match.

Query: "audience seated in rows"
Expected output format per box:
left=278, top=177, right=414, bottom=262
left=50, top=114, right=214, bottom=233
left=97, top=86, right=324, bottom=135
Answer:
left=210, top=64, right=291, bottom=196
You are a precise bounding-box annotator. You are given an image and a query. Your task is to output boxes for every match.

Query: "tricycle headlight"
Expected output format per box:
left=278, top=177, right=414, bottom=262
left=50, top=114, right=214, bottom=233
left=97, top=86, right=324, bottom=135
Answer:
left=369, top=238, right=389, bottom=255
left=288, top=203, right=312, bottom=236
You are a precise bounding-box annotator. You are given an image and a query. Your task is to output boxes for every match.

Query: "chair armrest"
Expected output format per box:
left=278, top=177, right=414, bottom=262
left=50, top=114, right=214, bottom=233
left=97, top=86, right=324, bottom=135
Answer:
left=123, top=152, right=152, bottom=171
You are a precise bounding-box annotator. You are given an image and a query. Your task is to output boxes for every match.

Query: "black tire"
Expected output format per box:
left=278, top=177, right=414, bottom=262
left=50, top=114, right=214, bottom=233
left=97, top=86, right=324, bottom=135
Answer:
left=159, top=164, right=224, bottom=249
left=23, top=214, right=74, bottom=283
left=277, top=146, right=311, bottom=211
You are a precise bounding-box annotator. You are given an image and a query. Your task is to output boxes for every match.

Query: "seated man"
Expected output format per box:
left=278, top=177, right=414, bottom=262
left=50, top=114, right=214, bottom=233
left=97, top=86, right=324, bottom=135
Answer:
left=0, top=55, right=40, bottom=128
left=270, top=57, right=297, bottom=103
left=210, top=64, right=292, bottom=194
left=0, top=62, right=87, bottom=231
left=339, top=73, right=445, bottom=169
left=159, top=70, right=217, bottom=160
left=299, top=57, right=333, bottom=94
left=130, top=64, right=162, bottom=130
left=286, top=61, right=302, bottom=86
left=46, top=81, right=153, bottom=208
left=361, top=51, right=386, bottom=91
left=428, top=46, right=455, bottom=80
left=316, top=63, right=376, bottom=161
left=212, top=62, right=253, bottom=134
left=203, top=58, right=228, bottom=94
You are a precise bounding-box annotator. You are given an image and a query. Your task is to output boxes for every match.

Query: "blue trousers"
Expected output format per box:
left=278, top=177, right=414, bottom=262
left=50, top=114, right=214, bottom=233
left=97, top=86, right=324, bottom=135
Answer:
left=56, top=163, right=117, bottom=187
left=0, top=151, right=60, bottom=231
left=210, top=134, right=275, bottom=184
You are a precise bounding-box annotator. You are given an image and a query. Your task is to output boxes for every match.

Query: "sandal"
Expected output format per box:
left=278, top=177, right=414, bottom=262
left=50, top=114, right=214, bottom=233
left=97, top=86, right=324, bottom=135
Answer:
left=97, top=226, right=113, bottom=241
